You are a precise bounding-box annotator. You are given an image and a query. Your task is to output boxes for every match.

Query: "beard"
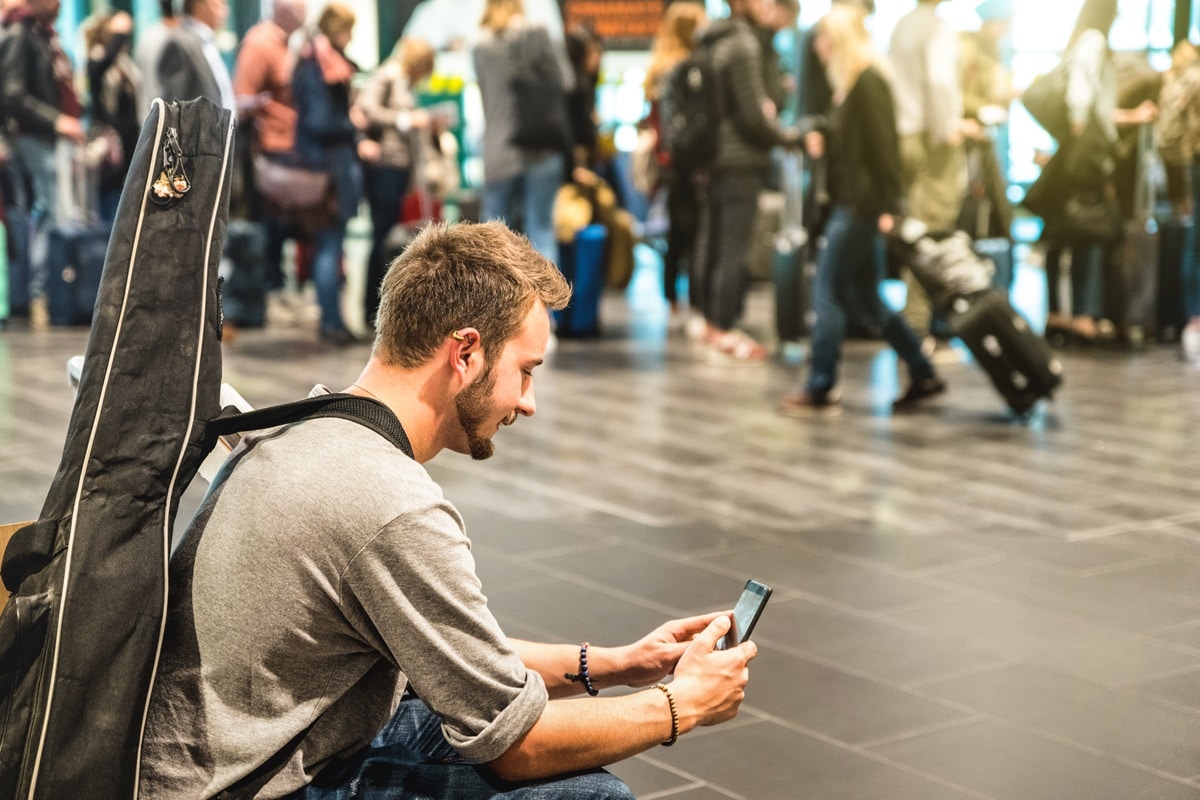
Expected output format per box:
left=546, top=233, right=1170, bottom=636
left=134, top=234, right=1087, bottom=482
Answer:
left=455, top=360, right=501, bottom=460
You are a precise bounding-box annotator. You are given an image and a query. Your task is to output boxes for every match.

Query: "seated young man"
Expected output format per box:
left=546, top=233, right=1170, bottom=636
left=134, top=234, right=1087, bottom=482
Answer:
left=139, top=221, right=757, bottom=800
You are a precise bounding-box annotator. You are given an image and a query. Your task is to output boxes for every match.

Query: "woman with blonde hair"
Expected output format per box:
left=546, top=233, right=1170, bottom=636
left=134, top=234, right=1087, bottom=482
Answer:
left=779, top=5, right=944, bottom=416
left=644, top=2, right=706, bottom=328
left=353, top=36, right=439, bottom=327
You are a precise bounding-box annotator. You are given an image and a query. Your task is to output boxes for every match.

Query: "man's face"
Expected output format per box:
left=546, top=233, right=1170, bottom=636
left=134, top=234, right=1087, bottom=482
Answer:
left=453, top=302, right=549, bottom=461
left=194, top=0, right=228, bottom=31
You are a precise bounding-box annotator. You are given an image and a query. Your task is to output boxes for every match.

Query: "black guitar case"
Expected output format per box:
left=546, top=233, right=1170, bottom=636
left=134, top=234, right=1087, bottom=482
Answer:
left=0, top=97, right=235, bottom=800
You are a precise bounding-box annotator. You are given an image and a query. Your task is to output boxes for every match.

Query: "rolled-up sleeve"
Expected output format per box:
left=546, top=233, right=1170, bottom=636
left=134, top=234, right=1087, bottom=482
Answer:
left=339, top=503, right=548, bottom=762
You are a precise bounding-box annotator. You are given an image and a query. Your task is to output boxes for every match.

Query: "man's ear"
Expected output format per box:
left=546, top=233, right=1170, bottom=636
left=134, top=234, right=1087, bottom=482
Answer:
left=449, top=327, right=484, bottom=381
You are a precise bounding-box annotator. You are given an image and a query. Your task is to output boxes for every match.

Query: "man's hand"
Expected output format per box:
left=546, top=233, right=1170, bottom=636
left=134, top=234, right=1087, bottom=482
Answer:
left=55, top=115, right=85, bottom=146
left=666, top=615, right=755, bottom=732
left=605, top=612, right=726, bottom=688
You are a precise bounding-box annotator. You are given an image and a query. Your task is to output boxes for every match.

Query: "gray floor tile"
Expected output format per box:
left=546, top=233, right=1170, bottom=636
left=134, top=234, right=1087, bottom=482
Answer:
left=921, top=663, right=1200, bottom=779
left=663, top=720, right=981, bottom=800
left=871, top=719, right=1200, bottom=800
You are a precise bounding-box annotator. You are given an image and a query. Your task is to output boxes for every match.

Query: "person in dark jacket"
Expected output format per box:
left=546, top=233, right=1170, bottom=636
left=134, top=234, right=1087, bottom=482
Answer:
left=695, top=0, right=802, bottom=362
left=293, top=2, right=363, bottom=345
left=85, top=10, right=140, bottom=225
left=0, top=0, right=85, bottom=330
left=778, top=5, right=944, bottom=417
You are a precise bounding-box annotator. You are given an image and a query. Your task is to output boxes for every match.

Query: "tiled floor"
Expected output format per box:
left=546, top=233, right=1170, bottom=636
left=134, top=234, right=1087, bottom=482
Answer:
left=2, top=254, right=1200, bottom=799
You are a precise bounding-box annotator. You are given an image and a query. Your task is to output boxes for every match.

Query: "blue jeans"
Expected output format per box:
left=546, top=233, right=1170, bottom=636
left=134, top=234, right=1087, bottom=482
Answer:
left=363, top=164, right=412, bottom=326
left=14, top=135, right=59, bottom=299
left=1184, top=163, right=1200, bottom=319
left=482, top=153, right=562, bottom=264
left=806, top=207, right=933, bottom=395
left=291, top=700, right=633, bottom=800
left=312, top=225, right=346, bottom=332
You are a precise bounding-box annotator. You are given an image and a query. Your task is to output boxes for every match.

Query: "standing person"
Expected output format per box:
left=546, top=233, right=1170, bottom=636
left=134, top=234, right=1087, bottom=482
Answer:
left=778, top=5, right=945, bottom=417
left=156, top=0, right=236, bottom=112
left=0, top=0, right=86, bottom=330
left=233, top=0, right=308, bottom=313
left=354, top=36, right=437, bottom=328
left=134, top=0, right=178, bottom=118
left=1023, top=0, right=1153, bottom=344
left=138, top=221, right=756, bottom=800
left=1159, top=41, right=1200, bottom=361
left=85, top=10, right=141, bottom=226
left=292, top=2, right=363, bottom=346
left=472, top=0, right=567, bottom=264
left=889, top=0, right=967, bottom=353
left=644, top=1, right=707, bottom=331
left=695, top=0, right=802, bottom=362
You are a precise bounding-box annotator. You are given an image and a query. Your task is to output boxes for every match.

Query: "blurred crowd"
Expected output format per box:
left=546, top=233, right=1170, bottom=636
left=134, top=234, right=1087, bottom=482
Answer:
left=1, top=0, right=1198, bottom=388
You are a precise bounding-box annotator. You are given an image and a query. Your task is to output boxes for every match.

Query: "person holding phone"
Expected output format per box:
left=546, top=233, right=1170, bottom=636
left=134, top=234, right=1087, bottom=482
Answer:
left=138, top=222, right=757, bottom=800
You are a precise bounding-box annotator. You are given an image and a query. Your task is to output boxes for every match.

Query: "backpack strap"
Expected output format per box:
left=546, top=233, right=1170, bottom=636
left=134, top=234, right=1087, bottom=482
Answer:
left=201, top=394, right=414, bottom=459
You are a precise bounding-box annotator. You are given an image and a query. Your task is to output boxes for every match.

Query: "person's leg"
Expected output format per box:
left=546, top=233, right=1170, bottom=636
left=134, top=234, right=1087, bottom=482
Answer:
left=312, top=224, right=347, bottom=336
left=1185, top=163, right=1200, bottom=321
left=1070, top=241, right=1104, bottom=337
left=15, top=136, right=58, bottom=320
left=482, top=173, right=519, bottom=228
left=663, top=166, right=694, bottom=307
left=298, top=700, right=634, bottom=800
left=521, top=152, right=564, bottom=264
left=709, top=168, right=767, bottom=356
left=363, top=164, right=410, bottom=327
left=803, top=208, right=853, bottom=396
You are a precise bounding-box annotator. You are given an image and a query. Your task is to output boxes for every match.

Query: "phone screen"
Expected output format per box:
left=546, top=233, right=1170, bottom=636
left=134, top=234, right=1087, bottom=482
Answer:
left=720, top=579, right=772, bottom=650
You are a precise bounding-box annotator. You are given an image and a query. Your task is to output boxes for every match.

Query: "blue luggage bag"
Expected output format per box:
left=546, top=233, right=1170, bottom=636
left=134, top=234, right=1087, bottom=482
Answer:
left=554, top=223, right=607, bottom=337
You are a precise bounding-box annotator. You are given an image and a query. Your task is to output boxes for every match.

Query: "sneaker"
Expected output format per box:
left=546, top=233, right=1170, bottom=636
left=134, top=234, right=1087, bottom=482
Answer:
left=1182, top=325, right=1200, bottom=364
left=777, top=390, right=842, bottom=418
left=685, top=313, right=709, bottom=342
left=892, top=377, right=947, bottom=412
left=708, top=329, right=768, bottom=363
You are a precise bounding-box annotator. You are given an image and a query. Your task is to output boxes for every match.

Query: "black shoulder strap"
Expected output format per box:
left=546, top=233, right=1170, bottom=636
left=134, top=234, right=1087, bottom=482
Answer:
left=201, top=394, right=414, bottom=459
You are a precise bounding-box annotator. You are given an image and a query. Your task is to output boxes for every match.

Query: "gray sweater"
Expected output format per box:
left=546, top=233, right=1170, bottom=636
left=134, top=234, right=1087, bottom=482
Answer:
left=139, top=395, right=547, bottom=799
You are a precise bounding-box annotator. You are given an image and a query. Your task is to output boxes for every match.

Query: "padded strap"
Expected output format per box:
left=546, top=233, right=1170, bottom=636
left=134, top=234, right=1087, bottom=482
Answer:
left=202, top=394, right=413, bottom=459
left=1, top=520, right=60, bottom=593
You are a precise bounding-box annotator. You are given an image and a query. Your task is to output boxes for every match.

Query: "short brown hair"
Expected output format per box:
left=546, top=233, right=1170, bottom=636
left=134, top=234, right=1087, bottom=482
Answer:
left=374, top=222, right=571, bottom=368
left=317, top=2, right=355, bottom=39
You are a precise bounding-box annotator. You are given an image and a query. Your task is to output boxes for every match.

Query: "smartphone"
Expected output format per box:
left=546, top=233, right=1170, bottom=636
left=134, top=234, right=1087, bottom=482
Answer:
left=719, top=579, right=772, bottom=650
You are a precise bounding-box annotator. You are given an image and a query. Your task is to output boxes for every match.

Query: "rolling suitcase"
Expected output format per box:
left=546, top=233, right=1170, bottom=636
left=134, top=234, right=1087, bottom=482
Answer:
left=1155, top=217, right=1189, bottom=340
left=46, top=141, right=109, bottom=327
left=554, top=223, right=607, bottom=337
left=950, top=288, right=1064, bottom=416
left=220, top=219, right=269, bottom=328
left=773, top=150, right=813, bottom=345
left=45, top=226, right=108, bottom=326
left=1121, top=124, right=1160, bottom=343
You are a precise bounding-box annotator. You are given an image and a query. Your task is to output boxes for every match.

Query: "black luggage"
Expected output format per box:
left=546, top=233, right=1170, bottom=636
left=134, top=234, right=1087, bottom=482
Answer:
left=891, top=218, right=1063, bottom=415
left=1156, top=217, right=1189, bottom=339
left=950, top=289, right=1064, bottom=416
left=0, top=97, right=236, bottom=800
left=773, top=151, right=813, bottom=345
left=45, top=225, right=108, bottom=326
left=220, top=218, right=269, bottom=328
left=1120, top=124, right=1161, bottom=344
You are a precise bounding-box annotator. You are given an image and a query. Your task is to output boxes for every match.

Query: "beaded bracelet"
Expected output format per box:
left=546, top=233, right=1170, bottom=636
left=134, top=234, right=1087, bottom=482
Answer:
left=653, top=683, right=679, bottom=746
left=564, top=641, right=599, bottom=696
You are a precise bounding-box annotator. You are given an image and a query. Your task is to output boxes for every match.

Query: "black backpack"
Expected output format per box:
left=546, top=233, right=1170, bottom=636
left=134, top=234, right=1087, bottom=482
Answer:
left=660, top=39, right=722, bottom=169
